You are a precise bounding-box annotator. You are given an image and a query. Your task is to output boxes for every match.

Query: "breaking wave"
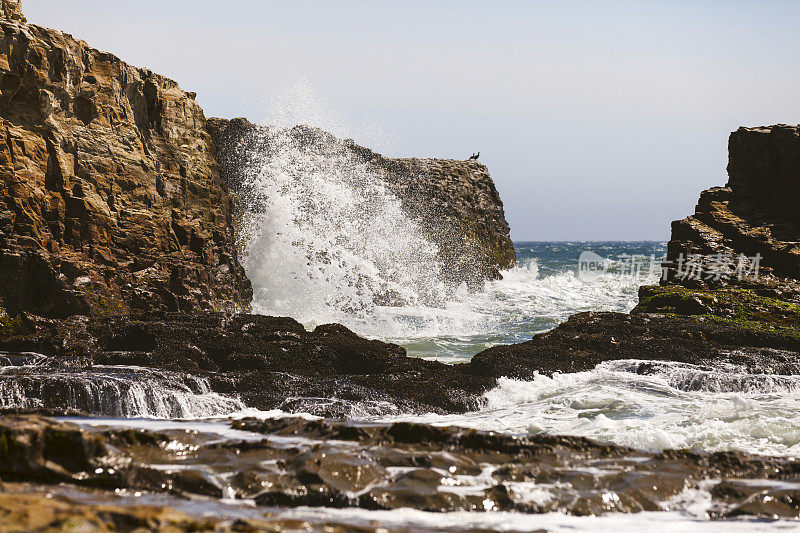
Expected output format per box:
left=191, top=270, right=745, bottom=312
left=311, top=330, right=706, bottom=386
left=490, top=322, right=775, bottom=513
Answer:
left=240, top=126, right=452, bottom=327
left=238, top=126, right=656, bottom=362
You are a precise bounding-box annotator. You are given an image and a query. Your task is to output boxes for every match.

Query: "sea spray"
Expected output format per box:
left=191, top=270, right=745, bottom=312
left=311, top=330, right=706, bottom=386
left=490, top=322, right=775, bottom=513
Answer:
left=239, top=126, right=451, bottom=324
left=373, top=358, right=800, bottom=456
left=238, top=119, right=659, bottom=360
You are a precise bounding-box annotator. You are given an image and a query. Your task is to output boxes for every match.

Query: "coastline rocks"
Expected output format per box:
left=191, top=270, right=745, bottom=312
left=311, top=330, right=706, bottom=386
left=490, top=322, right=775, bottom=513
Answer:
left=0, top=312, right=495, bottom=414
left=4, top=296, right=800, bottom=416
left=207, top=118, right=515, bottom=287
left=468, top=306, right=800, bottom=380
left=0, top=1, right=251, bottom=317
left=3, top=414, right=800, bottom=520
left=666, top=125, right=800, bottom=298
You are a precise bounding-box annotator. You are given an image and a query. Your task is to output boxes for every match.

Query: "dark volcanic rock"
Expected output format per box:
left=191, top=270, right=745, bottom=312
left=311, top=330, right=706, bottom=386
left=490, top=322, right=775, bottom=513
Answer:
left=4, top=300, right=800, bottom=416
left=207, top=118, right=515, bottom=287
left=666, top=125, right=800, bottom=296
left=0, top=312, right=495, bottom=414
left=467, top=307, right=800, bottom=380
left=0, top=1, right=251, bottom=317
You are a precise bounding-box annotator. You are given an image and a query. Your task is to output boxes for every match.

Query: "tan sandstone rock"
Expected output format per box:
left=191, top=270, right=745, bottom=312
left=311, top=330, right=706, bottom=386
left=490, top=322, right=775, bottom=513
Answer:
left=0, top=1, right=251, bottom=316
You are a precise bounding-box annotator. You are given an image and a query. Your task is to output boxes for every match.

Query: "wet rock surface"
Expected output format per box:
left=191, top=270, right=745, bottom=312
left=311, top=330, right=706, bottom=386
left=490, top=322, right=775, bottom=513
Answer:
left=1, top=414, right=800, bottom=522
left=4, top=301, right=800, bottom=415
left=0, top=312, right=495, bottom=414
left=470, top=306, right=800, bottom=380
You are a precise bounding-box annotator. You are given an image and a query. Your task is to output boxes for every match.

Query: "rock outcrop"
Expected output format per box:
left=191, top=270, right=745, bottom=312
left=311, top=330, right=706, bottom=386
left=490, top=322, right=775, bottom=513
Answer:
left=207, top=118, right=515, bottom=287
left=0, top=1, right=251, bottom=317
left=0, top=311, right=494, bottom=414
left=0, top=0, right=23, bottom=23
left=666, top=125, right=800, bottom=300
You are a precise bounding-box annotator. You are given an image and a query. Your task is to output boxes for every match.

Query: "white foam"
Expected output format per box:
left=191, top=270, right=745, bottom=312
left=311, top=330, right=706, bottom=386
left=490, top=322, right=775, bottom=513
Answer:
left=270, top=506, right=789, bottom=532
left=242, top=125, right=452, bottom=330
left=376, top=360, right=800, bottom=456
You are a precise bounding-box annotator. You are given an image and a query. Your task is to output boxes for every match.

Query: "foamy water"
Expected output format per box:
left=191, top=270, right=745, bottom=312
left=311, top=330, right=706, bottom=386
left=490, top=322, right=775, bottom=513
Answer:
left=373, top=360, right=800, bottom=456
left=235, top=120, right=660, bottom=360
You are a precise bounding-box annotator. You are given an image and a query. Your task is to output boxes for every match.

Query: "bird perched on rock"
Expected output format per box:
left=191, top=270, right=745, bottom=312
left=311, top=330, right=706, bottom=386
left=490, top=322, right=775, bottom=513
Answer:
left=468, top=152, right=480, bottom=160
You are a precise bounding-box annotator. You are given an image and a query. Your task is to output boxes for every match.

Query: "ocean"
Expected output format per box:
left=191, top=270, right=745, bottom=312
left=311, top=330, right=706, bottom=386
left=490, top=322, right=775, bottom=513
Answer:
left=22, top=240, right=800, bottom=530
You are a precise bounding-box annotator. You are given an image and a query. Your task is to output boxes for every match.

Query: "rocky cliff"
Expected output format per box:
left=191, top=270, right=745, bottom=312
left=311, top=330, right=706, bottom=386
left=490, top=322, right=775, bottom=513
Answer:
left=207, top=118, right=515, bottom=288
left=0, top=0, right=23, bottom=23
left=666, top=125, right=800, bottom=299
left=0, top=2, right=251, bottom=317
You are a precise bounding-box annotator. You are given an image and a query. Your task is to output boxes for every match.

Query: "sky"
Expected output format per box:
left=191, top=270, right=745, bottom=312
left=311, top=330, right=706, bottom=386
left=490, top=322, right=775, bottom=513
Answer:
left=23, top=0, right=800, bottom=241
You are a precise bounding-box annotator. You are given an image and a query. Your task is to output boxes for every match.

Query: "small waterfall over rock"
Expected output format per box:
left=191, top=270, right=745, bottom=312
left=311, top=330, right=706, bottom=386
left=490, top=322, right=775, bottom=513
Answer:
left=0, top=356, right=244, bottom=418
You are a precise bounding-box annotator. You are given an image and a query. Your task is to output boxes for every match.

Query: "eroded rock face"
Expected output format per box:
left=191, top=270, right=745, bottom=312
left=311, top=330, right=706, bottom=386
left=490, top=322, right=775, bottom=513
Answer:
left=0, top=0, right=24, bottom=23
left=0, top=2, right=251, bottom=317
left=666, top=125, right=800, bottom=297
left=207, top=118, right=515, bottom=287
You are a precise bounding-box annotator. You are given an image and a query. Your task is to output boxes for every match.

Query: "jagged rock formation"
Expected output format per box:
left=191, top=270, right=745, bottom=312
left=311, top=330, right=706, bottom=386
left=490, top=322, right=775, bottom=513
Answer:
left=666, top=125, right=800, bottom=300
left=0, top=1, right=251, bottom=317
left=207, top=118, right=515, bottom=287
left=0, top=0, right=23, bottom=23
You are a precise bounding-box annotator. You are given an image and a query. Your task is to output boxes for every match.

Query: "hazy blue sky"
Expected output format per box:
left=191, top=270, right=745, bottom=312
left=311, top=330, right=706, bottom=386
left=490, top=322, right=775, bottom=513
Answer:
left=24, top=0, right=800, bottom=240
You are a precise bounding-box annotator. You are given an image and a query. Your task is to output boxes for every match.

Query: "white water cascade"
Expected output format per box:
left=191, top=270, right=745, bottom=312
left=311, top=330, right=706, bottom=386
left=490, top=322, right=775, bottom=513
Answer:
left=0, top=361, right=245, bottom=419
